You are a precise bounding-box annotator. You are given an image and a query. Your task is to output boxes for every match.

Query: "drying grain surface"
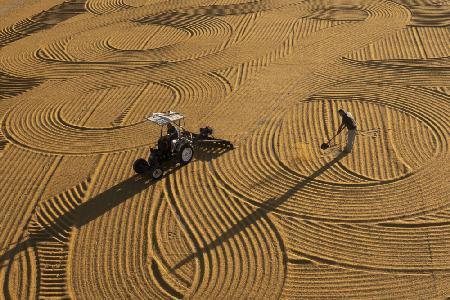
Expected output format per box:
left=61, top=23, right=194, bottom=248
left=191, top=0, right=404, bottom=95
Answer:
left=0, top=0, right=449, bottom=299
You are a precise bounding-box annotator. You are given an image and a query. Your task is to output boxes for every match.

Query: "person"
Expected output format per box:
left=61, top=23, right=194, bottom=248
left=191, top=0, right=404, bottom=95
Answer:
left=337, top=109, right=357, bottom=153
left=167, top=123, right=179, bottom=152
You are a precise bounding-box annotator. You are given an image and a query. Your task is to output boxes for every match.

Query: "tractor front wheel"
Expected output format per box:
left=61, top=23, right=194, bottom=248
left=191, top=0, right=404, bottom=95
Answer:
left=149, top=165, right=164, bottom=180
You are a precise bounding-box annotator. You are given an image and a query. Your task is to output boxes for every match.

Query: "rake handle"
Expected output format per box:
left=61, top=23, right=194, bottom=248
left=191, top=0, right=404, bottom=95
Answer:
left=326, top=131, right=341, bottom=145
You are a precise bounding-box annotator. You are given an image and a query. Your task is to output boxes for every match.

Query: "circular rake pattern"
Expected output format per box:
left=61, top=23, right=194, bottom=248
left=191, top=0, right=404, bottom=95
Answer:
left=1, top=0, right=449, bottom=298
left=210, top=83, right=449, bottom=222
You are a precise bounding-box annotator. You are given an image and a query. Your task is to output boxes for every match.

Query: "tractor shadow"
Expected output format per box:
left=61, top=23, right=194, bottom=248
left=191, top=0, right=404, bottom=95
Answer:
left=1, top=139, right=233, bottom=292
left=0, top=139, right=233, bottom=270
left=169, top=151, right=348, bottom=272
left=0, top=168, right=180, bottom=269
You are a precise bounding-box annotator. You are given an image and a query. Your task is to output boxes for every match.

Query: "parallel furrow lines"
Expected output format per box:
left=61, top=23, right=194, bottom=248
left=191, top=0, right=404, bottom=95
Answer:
left=280, top=219, right=450, bottom=272
left=69, top=149, right=165, bottom=299
left=281, top=261, right=450, bottom=298
left=0, top=70, right=42, bottom=101
left=0, top=146, right=59, bottom=293
left=346, top=26, right=449, bottom=60
left=0, top=0, right=87, bottom=48
left=28, top=178, right=90, bottom=299
left=1, top=0, right=449, bottom=297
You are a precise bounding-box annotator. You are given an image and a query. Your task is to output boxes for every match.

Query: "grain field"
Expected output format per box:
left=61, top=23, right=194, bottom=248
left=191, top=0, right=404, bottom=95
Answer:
left=0, top=0, right=449, bottom=299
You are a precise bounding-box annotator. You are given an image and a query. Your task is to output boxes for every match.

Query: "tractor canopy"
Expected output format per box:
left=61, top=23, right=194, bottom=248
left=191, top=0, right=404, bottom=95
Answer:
left=147, top=111, right=185, bottom=126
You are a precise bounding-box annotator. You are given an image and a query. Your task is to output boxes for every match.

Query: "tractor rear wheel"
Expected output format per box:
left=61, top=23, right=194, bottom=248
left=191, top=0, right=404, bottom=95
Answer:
left=179, top=144, right=194, bottom=165
left=133, top=158, right=149, bottom=174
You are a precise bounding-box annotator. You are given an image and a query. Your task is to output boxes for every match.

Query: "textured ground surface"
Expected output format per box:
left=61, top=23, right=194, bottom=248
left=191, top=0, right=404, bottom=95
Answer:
left=0, top=0, right=449, bottom=299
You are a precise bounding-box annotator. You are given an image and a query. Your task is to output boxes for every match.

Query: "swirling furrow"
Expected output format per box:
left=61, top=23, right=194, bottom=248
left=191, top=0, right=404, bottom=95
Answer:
left=163, top=161, right=285, bottom=298
left=408, top=5, right=450, bottom=26
left=38, top=37, right=80, bottom=63
left=48, top=14, right=231, bottom=65
left=0, top=0, right=214, bottom=78
left=2, top=100, right=162, bottom=154
left=321, top=57, right=450, bottom=88
left=81, top=84, right=150, bottom=128
left=392, top=0, right=450, bottom=26
left=205, top=0, right=411, bottom=140
left=2, top=0, right=449, bottom=297
left=306, top=2, right=369, bottom=22
left=427, top=86, right=450, bottom=96
left=0, top=0, right=87, bottom=48
left=86, top=0, right=133, bottom=15
left=119, top=82, right=177, bottom=125
left=211, top=82, right=449, bottom=221
left=180, top=0, right=273, bottom=16
left=162, top=72, right=232, bottom=125
left=209, top=14, right=332, bottom=92
left=277, top=99, right=412, bottom=182
left=1, top=3, right=322, bottom=157
left=0, top=24, right=27, bottom=47
left=0, top=1, right=307, bottom=83
left=0, top=131, right=7, bottom=155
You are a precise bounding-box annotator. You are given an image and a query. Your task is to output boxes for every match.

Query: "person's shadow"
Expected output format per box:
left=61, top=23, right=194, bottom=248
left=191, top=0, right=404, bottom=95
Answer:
left=169, top=151, right=348, bottom=272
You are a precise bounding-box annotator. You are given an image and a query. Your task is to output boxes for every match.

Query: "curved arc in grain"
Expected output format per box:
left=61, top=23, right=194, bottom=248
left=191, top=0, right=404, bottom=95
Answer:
left=0, top=4, right=316, bottom=155
left=0, top=1, right=308, bottom=80
left=161, top=162, right=286, bottom=298
left=1, top=70, right=232, bottom=154
left=207, top=81, right=449, bottom=221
